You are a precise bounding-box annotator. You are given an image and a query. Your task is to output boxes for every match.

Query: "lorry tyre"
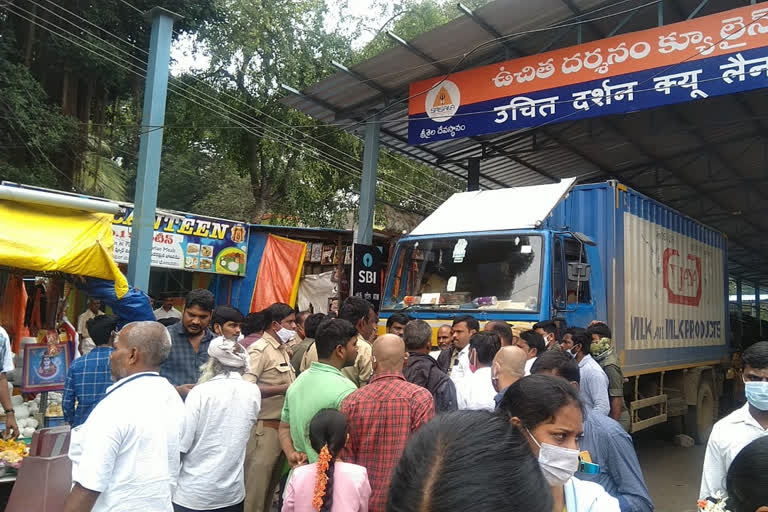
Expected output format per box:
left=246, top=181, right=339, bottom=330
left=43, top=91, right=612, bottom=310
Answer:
left=686, top=380, right=715, bottom=445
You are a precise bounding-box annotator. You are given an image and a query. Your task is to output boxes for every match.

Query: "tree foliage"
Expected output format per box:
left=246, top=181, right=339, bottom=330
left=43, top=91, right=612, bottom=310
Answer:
left=0, top=0, right=473, bottom=226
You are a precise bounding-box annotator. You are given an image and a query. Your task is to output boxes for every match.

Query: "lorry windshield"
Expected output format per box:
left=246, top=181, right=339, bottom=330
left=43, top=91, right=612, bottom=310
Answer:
left=383, top=235, right=542, bottom=312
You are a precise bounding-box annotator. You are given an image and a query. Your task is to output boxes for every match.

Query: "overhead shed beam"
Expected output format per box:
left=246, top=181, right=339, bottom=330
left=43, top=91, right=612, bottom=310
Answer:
left=386, top=31, right=450, bottom=74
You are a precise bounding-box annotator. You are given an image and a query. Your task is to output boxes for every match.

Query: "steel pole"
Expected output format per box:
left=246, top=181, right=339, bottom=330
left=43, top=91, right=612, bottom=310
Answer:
left=127, top=7, right=181, bottom=290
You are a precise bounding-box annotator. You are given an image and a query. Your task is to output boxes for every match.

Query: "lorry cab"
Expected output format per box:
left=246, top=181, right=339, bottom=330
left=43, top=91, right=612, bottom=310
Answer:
left=382, top=228, right=604, bottom=330
left=380, top=178, right=604, bottom=330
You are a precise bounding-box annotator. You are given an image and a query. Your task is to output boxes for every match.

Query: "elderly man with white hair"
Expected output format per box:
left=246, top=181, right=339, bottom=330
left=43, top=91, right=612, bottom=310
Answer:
left=65, top=321, right=185, bottom=512
left=173, top=337, right=261, bottom=512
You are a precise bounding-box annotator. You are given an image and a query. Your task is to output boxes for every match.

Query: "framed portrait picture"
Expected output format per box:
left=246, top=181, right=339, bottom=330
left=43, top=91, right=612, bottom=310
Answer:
left=321, top=244, right=335, bottom=265
left=310, top=243, right=323, bottom=263
left=22, top=344, right=70, bottom=393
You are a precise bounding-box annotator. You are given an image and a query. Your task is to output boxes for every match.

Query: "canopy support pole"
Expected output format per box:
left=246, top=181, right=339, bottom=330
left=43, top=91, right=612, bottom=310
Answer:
left=468, top=157, right=480, bottom=191
left=736, top=278, right=743, bottom=345
left=756, top=282, right=762, bottom=337
left=355, top=113, right=380, bottom=245
left=127, top=7, right=180, bottom=291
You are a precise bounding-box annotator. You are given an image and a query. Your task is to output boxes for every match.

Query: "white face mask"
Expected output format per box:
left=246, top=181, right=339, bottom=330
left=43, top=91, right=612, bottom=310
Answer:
left=276, top=327, right=296, bottom=344
left=527, top=428, right=579, bottom=486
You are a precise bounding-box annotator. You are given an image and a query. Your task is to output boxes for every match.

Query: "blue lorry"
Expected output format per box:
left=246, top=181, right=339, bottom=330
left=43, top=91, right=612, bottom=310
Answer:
left=381, top=179, right=730, bottom=440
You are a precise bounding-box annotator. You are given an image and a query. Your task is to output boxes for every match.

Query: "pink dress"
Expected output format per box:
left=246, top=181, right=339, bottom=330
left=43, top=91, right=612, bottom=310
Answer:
left=282, top=461, right=371, bottom=512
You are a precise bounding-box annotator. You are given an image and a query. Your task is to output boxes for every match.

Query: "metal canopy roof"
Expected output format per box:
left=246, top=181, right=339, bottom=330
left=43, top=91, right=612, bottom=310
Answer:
left=283, top=0, right=768, bottom=287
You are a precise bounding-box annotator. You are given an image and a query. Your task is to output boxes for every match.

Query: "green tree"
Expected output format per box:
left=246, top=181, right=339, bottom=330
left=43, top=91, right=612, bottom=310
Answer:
left=0, top=42, right=77, bottom=189
left=1, top=0, right=218, bottom=194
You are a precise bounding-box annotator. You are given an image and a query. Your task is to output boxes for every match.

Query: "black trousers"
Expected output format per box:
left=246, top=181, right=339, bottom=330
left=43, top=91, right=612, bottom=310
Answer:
left=173, top=501, right=244, bottom=512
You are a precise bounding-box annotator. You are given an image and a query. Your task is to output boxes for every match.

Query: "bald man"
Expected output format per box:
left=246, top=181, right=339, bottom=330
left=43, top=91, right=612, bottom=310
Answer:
left=341, top=335, right=435, bottom=512
left=65, top=321, right=185, bottom=512
left=492, top=345, right=527, bottom=408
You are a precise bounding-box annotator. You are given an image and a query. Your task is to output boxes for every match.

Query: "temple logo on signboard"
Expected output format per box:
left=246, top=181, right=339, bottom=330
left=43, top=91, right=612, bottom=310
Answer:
left=425, top=80, right=460, bottom=122
left=434, top=86, right=453, bottom=106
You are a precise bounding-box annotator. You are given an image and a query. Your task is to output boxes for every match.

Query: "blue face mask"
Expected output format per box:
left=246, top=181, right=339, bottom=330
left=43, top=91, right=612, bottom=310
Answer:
left=744, top=381, right=768, bottom=411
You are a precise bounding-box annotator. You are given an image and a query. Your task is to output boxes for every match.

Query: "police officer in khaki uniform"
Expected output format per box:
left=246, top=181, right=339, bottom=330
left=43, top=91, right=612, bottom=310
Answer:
left=243, top=303, right=297, bottom=512
left=338, top=296, right=376, bottom=387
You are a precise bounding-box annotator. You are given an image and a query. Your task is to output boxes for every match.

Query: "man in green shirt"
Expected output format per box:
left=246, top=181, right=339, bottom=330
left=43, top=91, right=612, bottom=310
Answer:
left=279, top=317, right=359, bottom=466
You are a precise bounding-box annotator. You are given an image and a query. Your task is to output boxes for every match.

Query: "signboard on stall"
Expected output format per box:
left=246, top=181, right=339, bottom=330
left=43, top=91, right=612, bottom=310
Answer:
left=112, top=208, right=248, bottom=276
left=408, top=3, right=768, bottom=144
left=351, top=244, right=385, bottom=312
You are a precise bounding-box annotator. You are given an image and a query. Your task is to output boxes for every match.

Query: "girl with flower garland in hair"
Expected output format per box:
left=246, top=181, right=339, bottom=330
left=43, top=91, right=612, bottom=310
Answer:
left=282, top=409, right=370, bottom=512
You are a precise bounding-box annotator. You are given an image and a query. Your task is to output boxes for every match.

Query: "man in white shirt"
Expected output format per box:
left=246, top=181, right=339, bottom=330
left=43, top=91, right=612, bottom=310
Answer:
left=517, top=330, right=546, bottom=376
left=437, top=315, right=478, bottom=383
left=65, top=321, right=185, bottom=512
left=457, top=332, right=501, bottom=411
left=77, top=298, right=104, bottom=345
left=174, top=336, right=261, bottom=512
left=701, top=341, right=768, bottom=500
left=154, top=297, right=182, bottom=321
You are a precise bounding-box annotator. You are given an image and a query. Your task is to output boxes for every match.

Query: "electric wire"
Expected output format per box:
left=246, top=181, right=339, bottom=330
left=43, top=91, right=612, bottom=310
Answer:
left=3, top=2, right=449, bottom=208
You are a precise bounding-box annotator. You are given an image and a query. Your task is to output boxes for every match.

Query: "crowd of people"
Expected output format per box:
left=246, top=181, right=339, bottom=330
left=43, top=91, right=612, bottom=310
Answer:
left=52, top=288, right=768, bottom=512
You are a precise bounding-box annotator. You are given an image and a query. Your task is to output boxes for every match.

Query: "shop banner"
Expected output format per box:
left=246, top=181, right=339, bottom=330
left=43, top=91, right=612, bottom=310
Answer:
left=351, top=244, right=385, bottom=312
left=112, top=208, right=248, bottom=276
left=408, top=4, right=768, bottom=144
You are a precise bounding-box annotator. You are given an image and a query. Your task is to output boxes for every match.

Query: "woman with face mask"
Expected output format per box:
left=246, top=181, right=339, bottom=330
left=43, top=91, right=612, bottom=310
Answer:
left=498, top=375, right=620, bottom=512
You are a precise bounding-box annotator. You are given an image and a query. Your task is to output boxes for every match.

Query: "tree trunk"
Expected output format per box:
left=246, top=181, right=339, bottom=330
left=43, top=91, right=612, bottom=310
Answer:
left=23, top=2, right=37, bottom=67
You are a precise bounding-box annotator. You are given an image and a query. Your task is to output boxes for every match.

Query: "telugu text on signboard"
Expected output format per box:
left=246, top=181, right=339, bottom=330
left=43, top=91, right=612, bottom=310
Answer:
left=408, top=4, right=768, bottom=144
left=112, top=208, right=248, bottom=276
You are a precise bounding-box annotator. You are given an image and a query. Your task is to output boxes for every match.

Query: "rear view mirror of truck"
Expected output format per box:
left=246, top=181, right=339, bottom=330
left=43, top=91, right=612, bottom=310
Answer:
left=567, top=262, right=591, bottom=282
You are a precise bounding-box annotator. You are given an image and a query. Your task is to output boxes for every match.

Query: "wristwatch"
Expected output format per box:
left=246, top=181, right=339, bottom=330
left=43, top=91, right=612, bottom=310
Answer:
left=4, top=409, right=14, bottom=415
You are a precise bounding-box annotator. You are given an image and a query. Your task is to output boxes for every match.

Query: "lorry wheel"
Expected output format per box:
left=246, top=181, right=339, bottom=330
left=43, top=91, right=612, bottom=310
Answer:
left=686, top=380, right=715, bottom=445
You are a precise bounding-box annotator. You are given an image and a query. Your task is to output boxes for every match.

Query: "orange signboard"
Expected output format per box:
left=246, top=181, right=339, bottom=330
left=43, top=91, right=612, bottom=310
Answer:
left=409, top=3, right=768, bottom=115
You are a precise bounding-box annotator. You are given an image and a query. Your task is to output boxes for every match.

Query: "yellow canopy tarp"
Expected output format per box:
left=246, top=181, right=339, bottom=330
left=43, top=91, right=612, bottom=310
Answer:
left=0, top=200, right=129, bottom=298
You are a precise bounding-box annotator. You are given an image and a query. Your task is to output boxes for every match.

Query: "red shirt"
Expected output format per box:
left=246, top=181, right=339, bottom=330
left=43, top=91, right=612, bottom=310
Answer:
left=340, top=372, right=435, bottom=512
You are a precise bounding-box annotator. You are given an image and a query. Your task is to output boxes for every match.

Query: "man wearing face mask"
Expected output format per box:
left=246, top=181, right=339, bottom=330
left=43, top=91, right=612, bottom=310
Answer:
left=560, top=327, right=610, bottom=417
left=243, top=302, right=297, bottom=512
left=491, top=345, right=527, bottom=408
left=701, top=341, right=768, bottom=501
left=534, top=320, right=561, bottom=352
left=456, top=332, right=501, bottom=411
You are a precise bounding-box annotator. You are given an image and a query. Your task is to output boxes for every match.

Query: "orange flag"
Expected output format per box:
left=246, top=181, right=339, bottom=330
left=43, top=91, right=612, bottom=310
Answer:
left=250, top=235, right=307, bottom=312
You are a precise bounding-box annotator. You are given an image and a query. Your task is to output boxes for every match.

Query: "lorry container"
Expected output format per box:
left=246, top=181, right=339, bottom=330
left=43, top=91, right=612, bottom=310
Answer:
left=380, top=179, right=730, bottom=440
